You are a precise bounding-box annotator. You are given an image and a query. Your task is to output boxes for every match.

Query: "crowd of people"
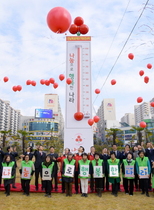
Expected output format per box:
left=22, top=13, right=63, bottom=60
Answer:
left=0, top=142, right=154, bottom=198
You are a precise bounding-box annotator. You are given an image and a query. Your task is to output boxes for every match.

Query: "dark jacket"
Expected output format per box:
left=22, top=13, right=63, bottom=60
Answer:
left=100, top=154, right=110, bottom=174
left=110, top=150, right=121, bottom=160
left=145, top=148, right=154, bottom=163
left=34, top=150, right=46, bottom=169
left=5, top=152, right=18, bottom=167
left=48, top=153, right=58, bottom=172
left=23, top=152, right=34, bottom=161
left=0, top=150, right=5, bottom=163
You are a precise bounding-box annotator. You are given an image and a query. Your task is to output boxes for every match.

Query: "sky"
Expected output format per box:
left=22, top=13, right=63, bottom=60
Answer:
left=0, top=0, right=153, bottom=121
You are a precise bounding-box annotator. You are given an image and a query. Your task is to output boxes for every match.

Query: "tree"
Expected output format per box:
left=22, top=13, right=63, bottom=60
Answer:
left=18, top=130, right=33, bottom=153
left=0, top=130, right=11, bottom=147
left=144, top=128, right=153, bottom=143
left=131, top=126, right=144, bottom=145
left=105, top=128, right=122, bottom=145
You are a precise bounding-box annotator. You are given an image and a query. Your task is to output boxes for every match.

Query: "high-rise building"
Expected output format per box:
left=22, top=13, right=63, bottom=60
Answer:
left=134, top=102, right=151, bottom=125
left=0, top=99, right=21, bottom=135
left=150, top=98, right=154, bottom=118
left=121, top=113, right=135, bottom=126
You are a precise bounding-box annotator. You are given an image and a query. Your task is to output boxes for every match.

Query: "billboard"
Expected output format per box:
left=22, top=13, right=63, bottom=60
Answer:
left=44, top=94, right=58, bottom=112
left=35, top=109, right=53, bottom=119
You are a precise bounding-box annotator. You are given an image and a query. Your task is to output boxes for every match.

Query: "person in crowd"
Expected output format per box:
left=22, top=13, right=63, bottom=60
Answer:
left=78, top=153, right=91, bottom=197
left=138, top=142, right=145, bottom=152
left=152, top=161, right=154, bottom=191
left=122, top=152, right=136, bottom=196
left=20, top=147, right=33, bottom=160
left=133, top=146, right=139, bottom=160
left=145, top=142, right=154, bottom=191
left=5, top=146, right=18, bottom=188
left=19, top=154, right=35, bottom=196
left=121, top=144, right=131, bottom=160
left=62, top=152, right=76, bottom=197
left=133, top=145, right=139, bottom=190
left=48, top=146, right=58, bottom=191
left=92, top=152, right=104, bottom=197
left=88, top=146, right=95, bottom=192
left=136, top=150, right=151, bottom=197
left=41, top=155, right=55, bottom=198
left=100, top=148, right=110, bottom=191
left=2, top=155, right=15, bottom=196
left=57, top=148, right=70, bottom=193
left=107, top=152, right=121, bottom=197
left=0, top=147, right=5, bottom=187
left=34, top=145, right=46, bottom=191
left=73, top=146, right=84, bottom=194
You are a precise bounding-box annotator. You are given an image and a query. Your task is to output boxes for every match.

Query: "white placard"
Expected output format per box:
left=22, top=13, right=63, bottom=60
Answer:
left=42, top=168, right=51, bottom=180
left=109, top=165, right=119, bottom=177
left=2, top=167, right=12, bottom=179
left=139, top=166, right=149, bottom=179
left=80, top=165, right=89, bottom=177
left=21, top=167, right=31, bottom=179
left=64, top=164, right=75, bottom=177
left=94, top=166, right=103, bottom=178
left=125, top=165, right=134, bottom=178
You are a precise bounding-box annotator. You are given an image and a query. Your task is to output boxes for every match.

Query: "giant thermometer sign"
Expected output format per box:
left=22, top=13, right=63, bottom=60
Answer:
left=64, top=36, right=93, bottom=153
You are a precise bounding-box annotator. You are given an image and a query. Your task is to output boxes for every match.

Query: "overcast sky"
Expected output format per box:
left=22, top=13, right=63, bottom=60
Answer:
left=0, top=0, right=153, bottom=121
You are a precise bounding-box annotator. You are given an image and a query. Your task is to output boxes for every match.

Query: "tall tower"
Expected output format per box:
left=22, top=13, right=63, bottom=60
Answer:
left=64, top=36, right=93, bottom=153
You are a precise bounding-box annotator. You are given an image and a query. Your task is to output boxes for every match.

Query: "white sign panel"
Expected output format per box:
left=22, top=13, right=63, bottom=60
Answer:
left=80, top=165, right=89, bottom=177
left=109, top=165, right=119, bottom=177
left=42, top=168, right=51, bottom=180
left=139, top=166, right=149, bottom=179
left=21, top=167, right=31, bottom=179
left=64, top=164, right=75, bottom=177
left=64, top=36, right=93, bottom=153
left=94, top=166, right=103, bottom=178
left=2, top=167, right=12, bottom=179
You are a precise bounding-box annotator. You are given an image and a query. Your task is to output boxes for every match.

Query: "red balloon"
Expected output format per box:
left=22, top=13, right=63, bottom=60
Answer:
left=128, top=53, right=134, bottom=60
left=150, top=102, right=154, bottom=107
left=74, top=17, right=84, bottom=26
left=74, top=112, right=84, bottom=121
left=40, top=79, right=45, bottom=85
left=79, top=24, right=89, bottom=35
left=111, top=79, right=116, bottom=85
left=49, top=78, right=55, bottom=84
left=147, top=63, right=152, bottom=69
left=95, top=89, right=100, bottom=94
left=137, top=97, right=143, bottom=103
left=66, top=78, right=72, bottom=85
left=139, top=70, right=144, bottom=76
left=45, top=80, right=50, bottom=86
left=93, top=116, right=100, bottom=123
left=31, top=81, right=36, bottom=86
left=17, top=85, right=22, bottom=91
left=139, top=121, right=146, bottom=128
left=59, top=74, right=65, bottom=81
left=53, top=82, right=58, bottom=89
left=47, top=7, right=72, bottom=34
left=26, top=80, right=31, bottom=85
left=3, top=77, right=9, bottom=82
left=12, top=86, right=17, bottom=92
left=88, top=119, right=94, bottom=126
left=144, top=76, right=149, bottom=84
left=69, top=24, right=78, bottom=34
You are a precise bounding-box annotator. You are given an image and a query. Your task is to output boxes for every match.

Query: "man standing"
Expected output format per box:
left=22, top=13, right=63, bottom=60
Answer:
left=73, top=146, right=84, bottom=194
left=48, top=146, right=58, bottom=191
left=0, top=147, right=5, bottom=187
left=5, top=146, right=18, bottom=188
left=88, top=146, right=95, bottom=192
left=34, top=145, right=46, bottom=191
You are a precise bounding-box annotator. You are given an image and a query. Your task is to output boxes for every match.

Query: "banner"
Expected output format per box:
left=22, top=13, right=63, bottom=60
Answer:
left=21, top=167, right=31, bottom=179
left=64, top=164, right=75, bottom=177
left=109, top=165, right=119, bottom=177
left=80, top=165, right=89, bottom=177
left=42, top=168, right=51, bottom=180
left=2, top=167, right=12, bottom=179
left=139, top=166, right=149, bottom=179
left=94, top=166, right=103, bottom=178
left=125, top=165, right=134, bottom=178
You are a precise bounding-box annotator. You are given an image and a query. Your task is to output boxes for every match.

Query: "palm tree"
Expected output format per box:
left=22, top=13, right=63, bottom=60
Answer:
left=105, top=128, right=122, bottom=145
left=18, top=130, right=33, bottom=153
left=0, top=130, right=11, bottom=147
left=131, top=126, right=144, bottom=145
left=144, top=128, right=153, bottom=143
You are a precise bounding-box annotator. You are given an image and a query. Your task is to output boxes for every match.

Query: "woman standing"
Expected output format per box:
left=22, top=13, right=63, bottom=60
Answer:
left=42, top=155, right=55, bottom=198
left=78, top=153, right=91, bottom=197
left=107, top=152, right=121, bottom=197
left=2, top=155, right=15, bottom=196
left=19, top=154, right=35, bottom=196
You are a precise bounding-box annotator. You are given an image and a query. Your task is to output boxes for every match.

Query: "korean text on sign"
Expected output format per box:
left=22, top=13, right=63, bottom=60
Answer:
left=125, top=165, right=134, bottom=178
left=109, top=165, right=119, bottom=177
left=80, top=165, right=89, bottom=177
left=2, top=167, right=12, bottom=179
left=94, top=166, right=103, bottom=178
left=42, top=168, right=51, bottom=180
left=21, top=167, right=31, bottom=179
left=64, top=164, right=75, bottom=177
left=139, top=167, right=149, bottom=179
